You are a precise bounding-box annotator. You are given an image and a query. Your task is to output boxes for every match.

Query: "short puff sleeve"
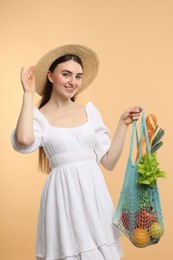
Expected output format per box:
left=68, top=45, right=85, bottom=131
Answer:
left=10, top=108, right=48, bottom=154
left=87, top=102, right=111, bottom=163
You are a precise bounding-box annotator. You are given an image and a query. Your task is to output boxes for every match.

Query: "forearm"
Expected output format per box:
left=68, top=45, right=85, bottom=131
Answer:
left=101, top=119, right=128, bottom=171
left=15, top=93, right=35, bottom=146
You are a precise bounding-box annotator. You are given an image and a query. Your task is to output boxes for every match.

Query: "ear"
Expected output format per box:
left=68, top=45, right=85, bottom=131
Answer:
left=47, top=71, right=53, bottom=83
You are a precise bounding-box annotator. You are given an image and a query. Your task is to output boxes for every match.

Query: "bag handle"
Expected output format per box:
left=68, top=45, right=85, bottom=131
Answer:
left=141, top=109, right=151, bottom=153
left=129, top=109, right=151, bottom=162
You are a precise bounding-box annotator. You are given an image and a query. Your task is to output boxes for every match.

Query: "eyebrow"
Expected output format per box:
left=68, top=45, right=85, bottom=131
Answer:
left=61, top=70, right=83, bottom=75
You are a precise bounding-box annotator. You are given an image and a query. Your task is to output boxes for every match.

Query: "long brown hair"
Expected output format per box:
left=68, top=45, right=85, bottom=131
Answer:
left=38, top=54, right=83, bottom=173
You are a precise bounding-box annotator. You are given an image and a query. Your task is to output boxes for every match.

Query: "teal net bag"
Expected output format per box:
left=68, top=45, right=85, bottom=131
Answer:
left=113, top=110, right=164, bottom=248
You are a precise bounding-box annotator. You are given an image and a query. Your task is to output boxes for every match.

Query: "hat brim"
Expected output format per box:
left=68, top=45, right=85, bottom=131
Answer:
left=35, top=44, right=99, bottom=96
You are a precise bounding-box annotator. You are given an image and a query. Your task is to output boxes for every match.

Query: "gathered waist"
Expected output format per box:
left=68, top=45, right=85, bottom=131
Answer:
left=49, top=149, right=96, bottom=169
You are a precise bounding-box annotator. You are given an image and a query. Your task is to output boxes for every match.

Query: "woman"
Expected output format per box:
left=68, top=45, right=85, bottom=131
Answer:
left=11, top=44, right=141, bottom=260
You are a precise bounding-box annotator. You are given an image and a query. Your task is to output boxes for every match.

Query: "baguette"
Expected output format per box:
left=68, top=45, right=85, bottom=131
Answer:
left=135, top=114, right=157, bottom=161
left=146, top=114, right=157, bottom=146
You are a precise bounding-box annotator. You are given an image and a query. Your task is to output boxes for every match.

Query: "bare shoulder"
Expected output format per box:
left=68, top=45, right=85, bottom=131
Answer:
left=39, top=105, right=47, bottom=113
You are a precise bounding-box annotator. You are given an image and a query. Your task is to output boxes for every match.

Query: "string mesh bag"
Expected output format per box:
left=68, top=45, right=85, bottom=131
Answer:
left=113, top=110, right=164, bottom=248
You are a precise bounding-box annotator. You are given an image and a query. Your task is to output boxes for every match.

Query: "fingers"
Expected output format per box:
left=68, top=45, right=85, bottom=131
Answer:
left=122, top=106, right=142, bottom=125
left=21, top=66, right=35, bottom=78
left=129, top=106, right=142, bottom=113
left=20, top=66, right=35, bottom=93
left=129, top=106, right=142, bottom=121
left=20, top=66, right=35, bottom=85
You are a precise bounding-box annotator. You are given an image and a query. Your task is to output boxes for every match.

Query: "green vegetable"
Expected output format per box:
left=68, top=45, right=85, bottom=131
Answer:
left=151, top=127, right=165, bottom=154
left=137, top=152, right=167, bottom=188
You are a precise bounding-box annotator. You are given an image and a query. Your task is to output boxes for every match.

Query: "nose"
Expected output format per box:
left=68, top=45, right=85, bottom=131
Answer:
left=69, top=76, right=76, bottom=86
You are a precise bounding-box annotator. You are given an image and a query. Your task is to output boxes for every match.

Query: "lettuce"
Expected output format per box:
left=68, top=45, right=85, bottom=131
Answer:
left=137, top=152, right=167, bottom=188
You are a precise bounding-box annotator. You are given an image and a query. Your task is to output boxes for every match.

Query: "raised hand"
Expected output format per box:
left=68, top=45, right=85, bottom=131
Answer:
left=20, top=66, right=35, bottom=94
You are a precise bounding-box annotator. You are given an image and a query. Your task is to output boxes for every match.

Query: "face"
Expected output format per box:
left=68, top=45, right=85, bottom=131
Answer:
left=48, top=60, right=83, bottom=100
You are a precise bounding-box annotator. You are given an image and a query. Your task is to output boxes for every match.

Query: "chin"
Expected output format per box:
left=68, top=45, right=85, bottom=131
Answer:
left=62, top=93, right=75, bottom=101
left=66, top=90, right=78, bottom=98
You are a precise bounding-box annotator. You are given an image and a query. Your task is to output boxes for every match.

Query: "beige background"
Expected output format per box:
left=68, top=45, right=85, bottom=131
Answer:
left=1, top=0, right=172, bottom=259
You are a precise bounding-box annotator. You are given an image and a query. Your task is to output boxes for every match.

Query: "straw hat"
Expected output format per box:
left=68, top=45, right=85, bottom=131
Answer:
left=35, top=44, right=99, bottom=96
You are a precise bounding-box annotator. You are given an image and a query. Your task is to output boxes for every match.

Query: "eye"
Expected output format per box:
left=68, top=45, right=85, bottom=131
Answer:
left=62, top=73, right=70, bottom=78
left=76, top=75, right=82, bottom=80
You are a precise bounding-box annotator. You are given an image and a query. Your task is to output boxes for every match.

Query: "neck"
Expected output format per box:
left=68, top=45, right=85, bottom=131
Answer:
left=48, top=94, right=75, bottom=109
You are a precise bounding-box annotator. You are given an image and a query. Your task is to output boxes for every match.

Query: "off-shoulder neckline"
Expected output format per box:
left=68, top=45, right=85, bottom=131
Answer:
left=34, top=102, right=93, bottom=130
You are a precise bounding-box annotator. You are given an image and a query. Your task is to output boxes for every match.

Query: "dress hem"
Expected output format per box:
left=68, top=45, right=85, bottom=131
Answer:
left=36, top=240, right=123, bottom=260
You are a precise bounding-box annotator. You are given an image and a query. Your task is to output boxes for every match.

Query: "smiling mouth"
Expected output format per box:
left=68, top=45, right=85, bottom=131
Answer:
left=65, top=86, right=75, bottom=92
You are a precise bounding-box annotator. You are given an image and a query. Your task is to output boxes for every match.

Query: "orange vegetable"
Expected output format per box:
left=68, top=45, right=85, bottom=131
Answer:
left=132, top=228, right=150, bottom=247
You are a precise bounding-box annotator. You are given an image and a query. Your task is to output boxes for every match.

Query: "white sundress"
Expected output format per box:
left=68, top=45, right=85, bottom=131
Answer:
left=11, top=102, right=123, bottom=260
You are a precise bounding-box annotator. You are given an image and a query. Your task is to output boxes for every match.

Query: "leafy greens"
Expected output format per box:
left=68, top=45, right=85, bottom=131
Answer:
left=137, top=152, right=167, bottom=188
